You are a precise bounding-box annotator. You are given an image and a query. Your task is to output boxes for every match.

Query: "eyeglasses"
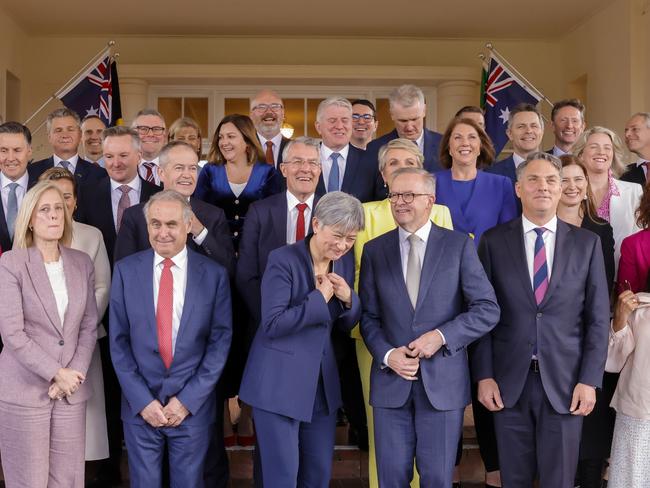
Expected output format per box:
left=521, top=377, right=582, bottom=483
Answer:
left=135, top=125, right=166, bottom=136
left=388, top=192, right=431, bottom=204
left=352, top=114, right=375, bottom=121
left=283, top=158, right=321, bottom=169
left=252, top=103, right=284, bottom=113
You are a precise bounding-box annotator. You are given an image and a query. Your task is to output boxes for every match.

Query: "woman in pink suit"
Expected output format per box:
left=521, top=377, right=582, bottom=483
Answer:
left=0, top=181, right=98, bottom=487
left=618, top=186, right=650, bottom=293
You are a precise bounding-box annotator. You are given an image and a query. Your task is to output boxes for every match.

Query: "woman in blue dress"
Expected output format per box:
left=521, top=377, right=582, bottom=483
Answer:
left=195, top=114, right=281, bottom=448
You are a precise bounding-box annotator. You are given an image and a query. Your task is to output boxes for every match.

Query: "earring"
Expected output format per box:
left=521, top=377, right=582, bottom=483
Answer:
left=28, top=225, right=33, bottom=231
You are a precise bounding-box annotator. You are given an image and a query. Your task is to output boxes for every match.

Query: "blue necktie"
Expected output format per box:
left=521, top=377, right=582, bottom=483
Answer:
left=60, top=160, right=72, bottom=172
left=6, top=182, right=18, bottom=239
left=327, top=153, right=340, bottom=192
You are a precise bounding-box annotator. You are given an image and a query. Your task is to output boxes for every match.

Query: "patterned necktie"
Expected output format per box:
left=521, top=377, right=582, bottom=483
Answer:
left=328, top=153, right=341, bottom=192
left=6, top=182, right=18, bottom=239
left=156, top=258, right=174, bottom=369
left=533, top=227, right=549, bottom=305
left=406, top=234, right=422, bottom=308
left=265, top=141, right=274, bottom=165
left=142, top=162, right=156, bottom=183
left=295, top=203, right=308, bottom=241
left=116, top=185, right=131, bottom=232
left=60, top=160, right=72, bottom=173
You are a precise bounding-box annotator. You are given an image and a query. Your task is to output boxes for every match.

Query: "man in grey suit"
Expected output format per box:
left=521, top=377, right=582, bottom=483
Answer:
left=474, top=152, right=610, bottom=488
left=360, top=167, right=500, bottom=487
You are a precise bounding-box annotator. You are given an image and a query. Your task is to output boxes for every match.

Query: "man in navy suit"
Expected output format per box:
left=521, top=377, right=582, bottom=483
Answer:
left=621, top=112, right=650, bottom=186
left=314, top=97, right=377, bottom=203
left=360, top=167, right=500, bottom=487
left=547, top=99, right=585, bottom=157
left=364, top=85, right=443, bottom=200
left=27, top=107, right=106, bottom=186
left=110, top=189, right=232, bottom=488
left=474, top=152, right=610, bottom=487
left=250, top=89, right=291, bottom=168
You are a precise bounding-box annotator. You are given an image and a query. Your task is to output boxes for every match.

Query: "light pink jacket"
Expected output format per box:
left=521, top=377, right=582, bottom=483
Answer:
left=0, top=246, right=98, bottom=407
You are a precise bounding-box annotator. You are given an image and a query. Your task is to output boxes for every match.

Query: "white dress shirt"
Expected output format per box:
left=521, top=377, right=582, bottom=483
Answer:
left=551, top=146, right=569, bottom=157
left=320, top=143, right=350, bottom=190
left=110, top=176, right=142, bottom=229
left=286, top=191, right=315, bottom=244
left=414, top=132, right=425, bottom=154
left=153, top=247, right=188, bottom=355
left=138, top=157, right=161, bottom=186
left=54, top=153, right=80, bottom=172
left=521, top=214, right=557, bottom=288
left=0, top=171, right=29, bottom=216
left=258, top=132, right=284, bottom=167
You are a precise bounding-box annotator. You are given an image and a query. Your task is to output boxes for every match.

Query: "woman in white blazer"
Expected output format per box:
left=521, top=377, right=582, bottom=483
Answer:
left=39, top=167, right=110, bottom=461
left=574, top=126, right=643, bottom=271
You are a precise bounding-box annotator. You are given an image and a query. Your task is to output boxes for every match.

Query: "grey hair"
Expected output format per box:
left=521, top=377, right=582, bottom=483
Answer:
left=572, top=126, right=626, bottom=178
left=281, top=136, right=321, bottom=163
left=316, top=97, right=352, bottom=123
left=46, top=107, right=81, bottom=133
left=132, top=108, right=166, bottom=127
left=158, top=141, right=198, bottom=170
left=515, top=151, right=562, bottom=181
left=143, top=189, right=192, bottom=225
left=102, top=125, right=142, bottom=152
left=377, top=138, right=424, bottom=172
left=388, top=84, right=425, bottom=111
left=630, top=112, right=650, bottom=128
left=389, top=167, right=436, bottom=193
left=313, top=191, right=364, bottom=234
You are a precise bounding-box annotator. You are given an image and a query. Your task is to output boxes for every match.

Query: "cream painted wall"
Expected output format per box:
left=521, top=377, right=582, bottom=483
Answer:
left=0, top=6, right=27, bottom=120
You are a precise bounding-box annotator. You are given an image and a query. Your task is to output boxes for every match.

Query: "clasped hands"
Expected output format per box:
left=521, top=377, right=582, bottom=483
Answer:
left=315, top=272, right=352, bottom=307
left=387, top=330, right=444, bottom=381
left=48, top=367, right=85, bottom=401
left=140, top=397, right=190, bottom=428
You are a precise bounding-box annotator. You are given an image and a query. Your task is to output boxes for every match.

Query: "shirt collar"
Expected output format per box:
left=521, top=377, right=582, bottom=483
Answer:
left=512, top=152, right=527, bottom=168
left=635, top=156, right=649, bottom=167
left=258, top=132, right=283, bottom=148
left=140, top=156, right=160, bottom=166
left=521, top=214, right=557, bottom=234
left=154, top=246, right=188, bottom=271
left=110, top=175, right=142, bottom=192
left=286, top=190, right=315, bottom=210
left=53, top=154, right=79, bottom=167
left=552, top=146, right=568, bottom=157
left=415, top=132, right=425, bottom=151
left=1, top=171, right=29, bottom=189
left=321, top=143, right=350, bottom=161
left=398, top=219, right=433, bottom=245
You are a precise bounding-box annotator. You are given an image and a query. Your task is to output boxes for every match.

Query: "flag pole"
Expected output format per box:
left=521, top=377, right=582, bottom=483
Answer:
left=485, top=43, right=554, bottom=109
left=24, top=40, right=115, bottom=126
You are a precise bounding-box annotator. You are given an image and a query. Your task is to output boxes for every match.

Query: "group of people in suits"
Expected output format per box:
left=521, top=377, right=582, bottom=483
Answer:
left=0, top=80, right=649, bottom=488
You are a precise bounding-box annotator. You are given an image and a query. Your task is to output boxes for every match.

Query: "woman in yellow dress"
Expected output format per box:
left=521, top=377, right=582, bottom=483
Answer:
left=353, top=138, right=453, bottom=488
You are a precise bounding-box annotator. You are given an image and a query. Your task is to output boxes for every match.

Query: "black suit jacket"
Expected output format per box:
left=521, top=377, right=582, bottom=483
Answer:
left=315, top=144, right=376, bottom=203
left=0, top=201, right=10, bottom=253
left=28, top=156, right=107, bottom=187
left=486, top=155, right=522, bottom=214
left=76, top=176, right=160, bottom=268
left=113, top=197, right=235, bottom=277
left=620, top=163, right=646, bottom=187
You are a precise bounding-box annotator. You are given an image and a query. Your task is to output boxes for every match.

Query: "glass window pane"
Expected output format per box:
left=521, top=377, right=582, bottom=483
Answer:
left=158, top=97, right=182, bottom=128
left=224, top=98, right=250, bottom=117
left=183, top=98, right=209, bottom=138
left=283, top=99, right=305, bottom=138
left=375, top=98, right=393, bottom=138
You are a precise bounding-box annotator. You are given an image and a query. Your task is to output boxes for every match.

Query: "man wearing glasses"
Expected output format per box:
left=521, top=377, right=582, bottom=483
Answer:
left=359, top=167, right=499, bottom=487
left=132, top=108, right=167, bottom=186
left=350, top=99, right=379, bottom=150
left=249, top=89, right=291, bottom=168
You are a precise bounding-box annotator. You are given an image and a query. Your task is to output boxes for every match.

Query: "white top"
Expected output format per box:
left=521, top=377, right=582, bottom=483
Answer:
left=44, top=259, right=68, bottom=327
left=320, top=143, right=350, bottom=189
left=258, top=132, right=283, bottom=167
left=229, top=181, right=247, bottom=197
left=153, top=247, right=188, bottom=355
left=286, top=191, right=315, bottom=244
left=610, top=178, right=643, bottom=270
left=521, top=215, right=557, bottom=288
left=138, top=157, right=161, bottom=186
left=110, top=176, right=142, bottom=229
left=0, top=171, right=29, bottom=215
left=54, top=154, right=80, bottom=172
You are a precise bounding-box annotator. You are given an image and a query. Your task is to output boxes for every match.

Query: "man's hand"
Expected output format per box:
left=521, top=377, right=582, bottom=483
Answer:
left=408, top=330, right=443, bottom=359
left=163, top=396, right=190, bottom=427
left=140, top=400, right=168, bottom=428
left=387, top=346, right=420, bottom=381
left=570, top=383, right=596, bottom=416
left=477, top=378, right=504, bottom=411
left=189, top=211, right=206, bottom=237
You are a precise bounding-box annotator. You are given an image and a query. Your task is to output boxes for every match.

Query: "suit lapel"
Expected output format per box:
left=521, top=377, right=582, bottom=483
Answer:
left=383, top=230, right=413, bottom=311
left=415, top=224, right=445, bottom=310
left=60, top=247, right=83, bottom=331
left=175, top=250, right=204, bottom=352
left=341, top=146, right=359, bottom=194
left=25, top=247, right=63, bottom=335
left=504, top=219, right=537, bottom=308
left=270, top=195, right=289, bottom=246
left=136, top=250, right=157, bottom=337
left=539, top=220, right=572, bottom=306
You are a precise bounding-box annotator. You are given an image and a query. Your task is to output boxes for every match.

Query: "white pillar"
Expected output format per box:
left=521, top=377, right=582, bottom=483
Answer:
left=436, top=80, right=480, bottom=132
left=120, top=78, right=148, bottom=125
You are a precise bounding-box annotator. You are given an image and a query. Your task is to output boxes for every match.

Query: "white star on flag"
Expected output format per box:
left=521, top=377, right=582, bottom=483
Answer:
left=498, top=107, right=510, bottom=125
left=86, top=106, right=99, bottom=116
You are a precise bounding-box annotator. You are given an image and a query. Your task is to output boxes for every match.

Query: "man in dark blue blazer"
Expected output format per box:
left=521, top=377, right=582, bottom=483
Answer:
left=110, top=190, right=232, bottom=488
left=359, top=168, right=500, bottom=487
left=28, top=107, right=106, bottom=187
left=314, top=97, right=377, bottom=203
left=363, top=85, right=443, bottom=200
left=474, top=152, right=610, bottom=488
left=621, top=112, right=650, bottom=187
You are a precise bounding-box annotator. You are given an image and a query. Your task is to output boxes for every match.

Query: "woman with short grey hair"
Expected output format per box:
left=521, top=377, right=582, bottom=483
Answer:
left=239, top=191, right=364, bottom=487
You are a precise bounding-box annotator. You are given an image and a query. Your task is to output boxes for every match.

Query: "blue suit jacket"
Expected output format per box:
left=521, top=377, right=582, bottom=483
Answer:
left=109, top=248, right=232, bottom=426
left=316, top=144, right=378, bottom=203
left=239, top=239, right=361, bottom=422
left=28, top=156, right=107, bottom=187
left=486, top=155, right=522, bottom=213
left=434, top=169, right=518, bottom=245
left=359, top=224, right=500, bottom=411
left=473, top=218, right=610, bottom=414
left=236, top=192, right=318, bottom=328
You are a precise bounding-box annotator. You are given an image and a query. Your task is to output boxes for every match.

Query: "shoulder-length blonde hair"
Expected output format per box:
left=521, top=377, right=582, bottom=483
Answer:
left=13, top=181, right=73, bottom=249
left=573, top=126, right=626, bottom=178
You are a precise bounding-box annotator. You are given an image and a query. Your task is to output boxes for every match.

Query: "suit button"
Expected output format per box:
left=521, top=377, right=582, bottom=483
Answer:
left=59, top=340, right=64, bottom=346
left=235, top=199, right=240, bottom=204
left=536, top=313, right=542, bottom=318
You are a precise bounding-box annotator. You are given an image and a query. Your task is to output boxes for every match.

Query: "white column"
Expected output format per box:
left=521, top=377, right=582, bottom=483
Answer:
left=119, top=78, right=148, bottom=125
left=436, top=80, right=480, bottom=132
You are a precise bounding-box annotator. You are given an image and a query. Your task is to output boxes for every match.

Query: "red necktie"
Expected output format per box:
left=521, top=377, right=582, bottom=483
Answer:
left=295, top=203, right=308, bottom=241
left=156, top=258, right=174, bottom=369
left=265, top=141, right=274, bottom=165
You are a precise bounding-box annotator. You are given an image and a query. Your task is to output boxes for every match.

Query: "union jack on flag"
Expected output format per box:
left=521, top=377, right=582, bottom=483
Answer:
left=58, top=50, right=114, bottom=125
left=482, top=56, right=542, bottom=155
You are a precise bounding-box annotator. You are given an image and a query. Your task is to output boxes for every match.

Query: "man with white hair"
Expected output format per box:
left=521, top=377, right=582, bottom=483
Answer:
left=249, top=89, right=291, bottom=168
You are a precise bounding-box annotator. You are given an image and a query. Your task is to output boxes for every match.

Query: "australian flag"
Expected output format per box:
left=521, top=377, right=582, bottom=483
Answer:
left=483, top=56, right=542, bottom=155
left=58, top=50, right=115, bottom=126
